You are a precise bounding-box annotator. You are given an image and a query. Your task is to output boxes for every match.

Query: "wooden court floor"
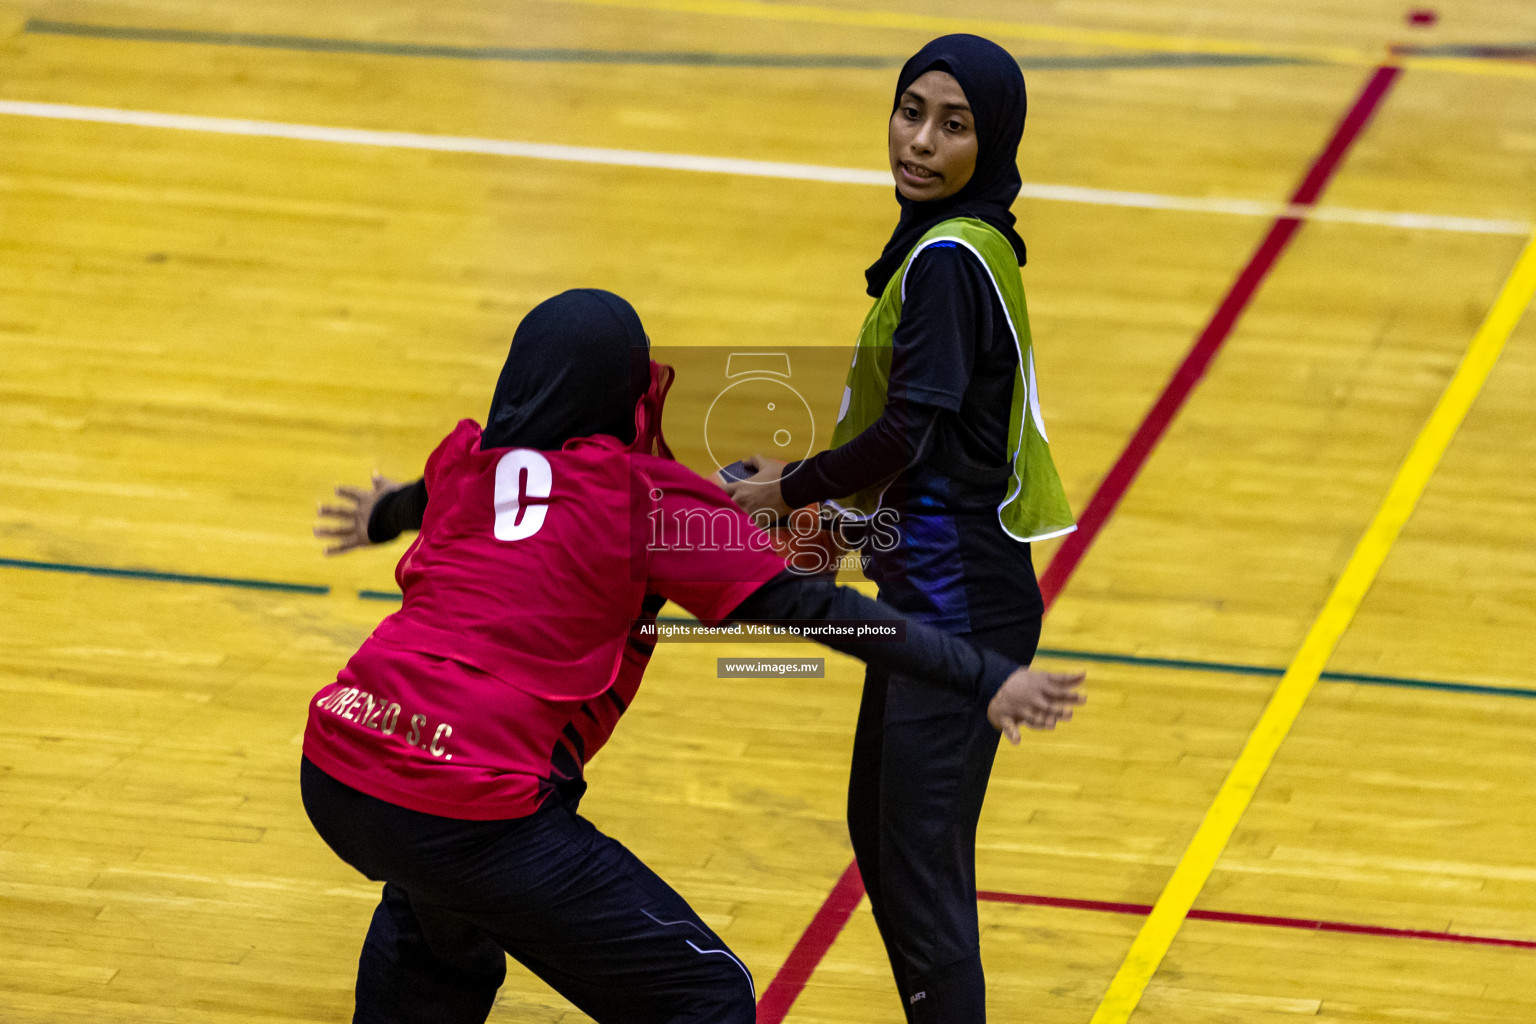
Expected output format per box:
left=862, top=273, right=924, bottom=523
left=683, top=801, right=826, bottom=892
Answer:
left=2, top=1, right=1535, bottom=1021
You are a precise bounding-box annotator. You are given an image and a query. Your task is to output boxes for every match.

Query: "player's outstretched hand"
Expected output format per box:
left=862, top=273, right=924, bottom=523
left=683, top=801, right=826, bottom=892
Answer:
left=314, top=474, right=398, bottom=556
left=986, top=666, right=1086, bottom=745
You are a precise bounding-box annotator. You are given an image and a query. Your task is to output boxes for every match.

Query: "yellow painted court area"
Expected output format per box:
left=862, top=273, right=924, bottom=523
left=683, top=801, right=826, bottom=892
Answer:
left=2, top=1, right=1535, bottom=1022
left=1088, top=236, right=1536, bottom=1023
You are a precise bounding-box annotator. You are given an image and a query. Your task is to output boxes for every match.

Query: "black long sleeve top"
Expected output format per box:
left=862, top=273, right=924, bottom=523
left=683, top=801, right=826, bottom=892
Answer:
left=724, top=569, right=1016, bottom=701
left=366, top=481, right=1017, bottom=701
left=368, top=479, right=429, bottom=544
left=779, top=243, right=1017, bottom=511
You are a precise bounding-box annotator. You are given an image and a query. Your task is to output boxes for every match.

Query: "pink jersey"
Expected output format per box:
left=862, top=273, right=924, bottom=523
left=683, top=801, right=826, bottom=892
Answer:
left=304, top=420, right=786, bottom=819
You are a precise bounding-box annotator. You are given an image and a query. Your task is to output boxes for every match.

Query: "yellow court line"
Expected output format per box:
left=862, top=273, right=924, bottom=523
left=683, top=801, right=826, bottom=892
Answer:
left=526, top=0, right=1536, bottom=78
left=1088, top=231, right=1536, bottom=1024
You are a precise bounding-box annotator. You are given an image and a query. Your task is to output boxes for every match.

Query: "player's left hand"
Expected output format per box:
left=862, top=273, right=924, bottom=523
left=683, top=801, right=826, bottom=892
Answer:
left=721, top=455, right=792, bottom=520
left=314, top=473, right=398, bottom=556
left=987, top=665, right=1086, bottom=744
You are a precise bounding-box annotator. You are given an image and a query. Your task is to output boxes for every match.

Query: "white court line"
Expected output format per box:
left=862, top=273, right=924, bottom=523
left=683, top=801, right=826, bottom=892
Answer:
left=1, top=99, right=1527, bottom=236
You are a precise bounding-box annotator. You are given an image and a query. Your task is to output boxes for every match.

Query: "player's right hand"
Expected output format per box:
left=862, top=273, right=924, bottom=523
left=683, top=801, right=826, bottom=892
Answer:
left=721, top=454, right=792, bottom=519
left=314, top=474, right=398, bottom=556
left=987, top=666, right=1086, bottom=745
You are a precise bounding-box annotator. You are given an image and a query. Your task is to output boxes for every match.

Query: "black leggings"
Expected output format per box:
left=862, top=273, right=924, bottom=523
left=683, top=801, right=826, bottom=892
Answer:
left=846, top=618, right=1042, bottom=1024
left=300, top=759, right=755, bottom=1024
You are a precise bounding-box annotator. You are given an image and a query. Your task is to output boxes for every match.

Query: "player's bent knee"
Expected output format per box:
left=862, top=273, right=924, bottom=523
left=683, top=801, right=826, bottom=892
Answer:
left=664, top=986, right=754, bottom=1024
left=710, top=987, right=757, bottom=1024
left=690, top=965, right=756, bottom=1024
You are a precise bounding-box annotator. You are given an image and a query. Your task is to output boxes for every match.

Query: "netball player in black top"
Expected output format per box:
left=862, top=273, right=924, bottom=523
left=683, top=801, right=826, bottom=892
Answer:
left=725, top=35, right=1063, bottom=1023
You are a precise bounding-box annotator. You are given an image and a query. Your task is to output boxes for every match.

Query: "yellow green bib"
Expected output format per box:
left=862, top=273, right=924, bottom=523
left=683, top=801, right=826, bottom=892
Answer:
left=828, top=217, right=1076, bottom=543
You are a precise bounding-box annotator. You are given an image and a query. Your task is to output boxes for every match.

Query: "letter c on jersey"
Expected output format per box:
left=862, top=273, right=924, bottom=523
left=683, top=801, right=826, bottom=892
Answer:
left=493, top=450, right=554, bottom=541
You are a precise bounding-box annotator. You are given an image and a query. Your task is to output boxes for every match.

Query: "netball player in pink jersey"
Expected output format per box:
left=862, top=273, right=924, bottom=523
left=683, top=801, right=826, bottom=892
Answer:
left=305, top=289, right=1083, bottom=1024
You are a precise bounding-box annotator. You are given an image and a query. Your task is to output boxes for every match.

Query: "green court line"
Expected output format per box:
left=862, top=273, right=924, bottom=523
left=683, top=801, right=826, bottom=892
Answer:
left=353, top=596, right=1536, bottom=699
left=23, top=19, right=1313, bottom=71
left=1033, top=646, right=1536, bottom=700
left=1037, top=647, right=1284, bottom=678
left=0, top=555, right=329, bottom=594
left=1025, top=52, right=1307, bottom=69
left=641, top=614, right=1531, bottom=700
left=2, top=554, right=1528, bottom=699
left=1394, top=40, right=1536, bottom=60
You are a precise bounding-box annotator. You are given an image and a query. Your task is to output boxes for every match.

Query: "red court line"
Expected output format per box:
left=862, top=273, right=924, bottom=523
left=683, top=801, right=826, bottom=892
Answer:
left=1037, top=63, right=1402, bottom=608
left=756, top=64, right=1403, bottom=1024
left=978, top=890, right=1536, bottom=950
left=755, top=862, right=865, bottom=1020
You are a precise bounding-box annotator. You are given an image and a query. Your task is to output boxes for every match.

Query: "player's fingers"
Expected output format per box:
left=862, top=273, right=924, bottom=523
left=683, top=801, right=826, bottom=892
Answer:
left=1042, top=679, right=1087, bottom=703
left=1001, top=718, right=1021, bottom=745
left=333, top=485, right=368, bottom=502
left=1043, top=688, right=1086, bottom=708
left=742, top=454, right=762, bottom=472
left=1044, top=671, right=1087, bottom=692
left=317, top=504, right=359, bottom=520
left=1027, top=691, right=1060, bottom=716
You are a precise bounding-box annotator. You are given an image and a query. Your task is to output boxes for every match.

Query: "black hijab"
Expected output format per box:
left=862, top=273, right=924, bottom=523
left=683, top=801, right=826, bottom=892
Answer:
left=864, top=34, right=1028, bottom=298
left=481, top=289, right=650, bottom=450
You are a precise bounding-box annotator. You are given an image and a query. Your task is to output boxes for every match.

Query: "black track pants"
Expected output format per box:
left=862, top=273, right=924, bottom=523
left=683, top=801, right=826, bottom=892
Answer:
left=846, top=618, right=1042, bottom=1024
left=301, top=759, right=756, bottom=1024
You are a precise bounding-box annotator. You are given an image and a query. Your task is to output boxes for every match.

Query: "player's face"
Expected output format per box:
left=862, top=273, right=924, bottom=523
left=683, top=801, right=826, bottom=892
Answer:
left=888, top=70, right=978, bottom=202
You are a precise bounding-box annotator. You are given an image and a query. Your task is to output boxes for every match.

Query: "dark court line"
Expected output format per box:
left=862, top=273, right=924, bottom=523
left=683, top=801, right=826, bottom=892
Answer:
left=0, top=555, right=329, bottom=594
left=1027, top=52, right=1309, bottom=70
left=1033, top=647, right=1536, bottom=700
left=356, top=597, right=1536, bottom=701
left=1315, top=670, right=1536, bottom=699
left=22, top=19, right=1314, bottom=72
left=3, top=556, right=1530, bottom=700
left=978, top=890, right=1536, bottom=951
left=1393, top=40, right=1536, bottom=61
left=636, top=613, right=1535, bottom=701
left=1036, top=646, right=1287, bottom=678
